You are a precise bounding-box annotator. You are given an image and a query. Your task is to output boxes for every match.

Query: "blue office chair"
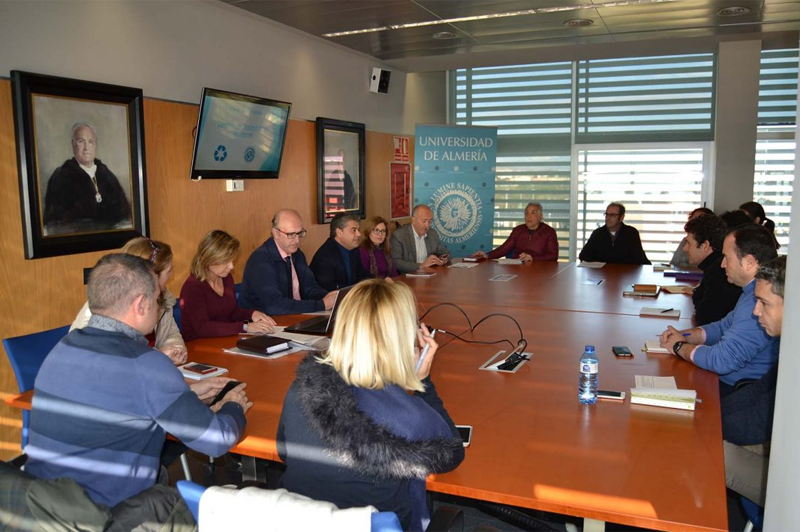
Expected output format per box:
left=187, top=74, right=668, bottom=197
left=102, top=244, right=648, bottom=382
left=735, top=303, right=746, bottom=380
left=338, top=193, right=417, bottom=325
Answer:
left=3, top=325, right=70, bottom=449
left=742, top=496, right=764, bottom=532
left=173, top=299, right=183, bottom=332
left=176, top=481, right=403, bottom=531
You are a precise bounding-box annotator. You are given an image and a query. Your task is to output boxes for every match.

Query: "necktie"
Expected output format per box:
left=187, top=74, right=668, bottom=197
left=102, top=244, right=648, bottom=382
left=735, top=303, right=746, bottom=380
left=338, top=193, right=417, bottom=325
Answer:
left=285, top=256, right=294, bottom=298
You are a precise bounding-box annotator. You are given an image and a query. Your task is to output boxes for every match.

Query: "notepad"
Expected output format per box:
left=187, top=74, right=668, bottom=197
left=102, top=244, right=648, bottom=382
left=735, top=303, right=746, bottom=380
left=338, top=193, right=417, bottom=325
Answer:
left=180, top=363, right=228, bottom=380
left=661, top=285, right=693, bottom=294
left=631, top=375, right=697, bottom=410
left=449, top=262, right=478, bottom=269
left=493, top=258, right=523, bottom=265
left=462, top=257, right=480, bottom=263
left=578, top=261, right=606, bottom=268
left=640, top=307, right=680, bottom=318
left=643, top=340, right=671, bottom=354
left=406, top=270, right=437, bottom=277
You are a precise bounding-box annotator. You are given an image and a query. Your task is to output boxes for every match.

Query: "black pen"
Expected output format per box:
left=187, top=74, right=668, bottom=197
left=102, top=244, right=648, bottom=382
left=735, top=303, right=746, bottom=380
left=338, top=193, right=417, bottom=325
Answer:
left=660, top=308, right=674, bottom=313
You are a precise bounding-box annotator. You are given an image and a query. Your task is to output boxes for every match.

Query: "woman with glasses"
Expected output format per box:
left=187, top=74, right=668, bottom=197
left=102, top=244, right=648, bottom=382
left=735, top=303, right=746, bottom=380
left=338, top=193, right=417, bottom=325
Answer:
left=180, top=230, right=275, bottom=342
left=359, top=216, right=399, bottom=278
left=70, top=236, right=187, bottom=365
left=277, top=280, right=464, bottom=531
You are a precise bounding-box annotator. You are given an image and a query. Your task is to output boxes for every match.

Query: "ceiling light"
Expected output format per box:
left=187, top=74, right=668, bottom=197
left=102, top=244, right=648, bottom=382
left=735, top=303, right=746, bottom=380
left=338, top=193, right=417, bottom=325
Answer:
left=716, top=6, right=752, bottom=16
left=321, top=0, right=679, bottom=38
left=564, top=19, right=595, bottom=27
left=432, top=31, right=459, bottom=40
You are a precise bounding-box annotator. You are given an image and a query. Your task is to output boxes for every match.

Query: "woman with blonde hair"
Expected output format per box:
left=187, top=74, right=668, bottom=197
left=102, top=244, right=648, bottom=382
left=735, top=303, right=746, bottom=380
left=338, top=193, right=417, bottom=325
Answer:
left=359, top=216, right=398, bottom=278
left=71, top=236, right=187, bottom=364
left=277, top=279, right=463, bottom=531
left=180, top=230, right=275, bottom=342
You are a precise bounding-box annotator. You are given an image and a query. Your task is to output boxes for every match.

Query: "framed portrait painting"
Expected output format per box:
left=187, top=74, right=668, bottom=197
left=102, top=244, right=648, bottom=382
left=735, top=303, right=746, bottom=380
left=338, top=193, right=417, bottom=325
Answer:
left=316, top=117, right=366, bottom=224
left=11, top=71, right=148, bottom=259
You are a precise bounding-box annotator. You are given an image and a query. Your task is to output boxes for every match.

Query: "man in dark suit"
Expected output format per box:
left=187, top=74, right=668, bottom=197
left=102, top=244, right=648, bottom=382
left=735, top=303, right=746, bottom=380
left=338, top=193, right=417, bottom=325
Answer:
left=579, top=202, right=650, bottom=265
left=310, top=212, right=369, bottom=291
left=240, top=209, right=337, bottom=315
left=390, top=205, right=450, bottom=273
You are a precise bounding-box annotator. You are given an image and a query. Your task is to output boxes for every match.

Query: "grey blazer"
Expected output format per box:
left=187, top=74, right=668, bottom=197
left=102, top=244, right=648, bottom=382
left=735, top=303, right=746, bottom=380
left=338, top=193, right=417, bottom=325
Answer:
left=390, top=224, right=449, bottom=273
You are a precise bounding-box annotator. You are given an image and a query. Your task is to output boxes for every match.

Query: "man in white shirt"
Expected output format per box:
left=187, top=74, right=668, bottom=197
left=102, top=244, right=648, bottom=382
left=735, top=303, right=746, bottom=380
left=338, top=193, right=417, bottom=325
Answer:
left=390, top=205, right=450, bottom=273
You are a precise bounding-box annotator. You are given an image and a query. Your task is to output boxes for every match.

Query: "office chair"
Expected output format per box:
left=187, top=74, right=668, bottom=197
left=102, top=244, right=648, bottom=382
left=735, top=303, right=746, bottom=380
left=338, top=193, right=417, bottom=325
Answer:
left=742, top=496, right=764, bottom=532
left=3, top=325, right=70, bottom=450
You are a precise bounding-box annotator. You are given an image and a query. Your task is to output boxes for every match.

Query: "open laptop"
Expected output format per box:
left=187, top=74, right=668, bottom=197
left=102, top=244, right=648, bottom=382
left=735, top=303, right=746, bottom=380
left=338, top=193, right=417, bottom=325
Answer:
left=284, top=285, right=353, bottom=336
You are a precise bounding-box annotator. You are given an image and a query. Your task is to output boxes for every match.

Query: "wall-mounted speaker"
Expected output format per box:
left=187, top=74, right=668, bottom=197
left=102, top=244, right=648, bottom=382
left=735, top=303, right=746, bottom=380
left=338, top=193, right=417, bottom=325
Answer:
left=370, top=67, right=391, bottom=94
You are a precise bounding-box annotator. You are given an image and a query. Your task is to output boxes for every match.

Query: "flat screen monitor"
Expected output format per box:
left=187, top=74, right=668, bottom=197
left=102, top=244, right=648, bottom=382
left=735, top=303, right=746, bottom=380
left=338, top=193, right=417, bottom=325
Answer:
left=189, top=87, right=291, bottom=180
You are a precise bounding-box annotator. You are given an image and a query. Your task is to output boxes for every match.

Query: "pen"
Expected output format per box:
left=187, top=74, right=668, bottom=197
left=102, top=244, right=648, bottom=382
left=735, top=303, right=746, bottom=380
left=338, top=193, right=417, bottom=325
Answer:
left=653, top=333, right=691, bottom=337
left=660, top=308, right=674, bottom=313
left=415, top=329, right=437, bottom=372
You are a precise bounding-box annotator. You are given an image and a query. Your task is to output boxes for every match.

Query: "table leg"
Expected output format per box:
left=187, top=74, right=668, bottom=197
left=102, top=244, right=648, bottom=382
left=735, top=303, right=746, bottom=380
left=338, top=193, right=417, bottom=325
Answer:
left=241, top=455, right=266, bottom=483
left=584, top=518, right=605, bottom=532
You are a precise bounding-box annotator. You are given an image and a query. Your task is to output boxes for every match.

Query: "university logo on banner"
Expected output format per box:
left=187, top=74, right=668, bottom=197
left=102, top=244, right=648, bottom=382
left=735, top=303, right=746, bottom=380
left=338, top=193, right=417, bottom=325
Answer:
left=414, top=125, right=497, bottom=257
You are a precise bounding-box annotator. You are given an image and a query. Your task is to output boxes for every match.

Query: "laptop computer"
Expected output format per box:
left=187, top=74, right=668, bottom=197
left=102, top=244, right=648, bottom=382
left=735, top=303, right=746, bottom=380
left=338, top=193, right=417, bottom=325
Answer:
left=284, top=285, right=353, bottom=336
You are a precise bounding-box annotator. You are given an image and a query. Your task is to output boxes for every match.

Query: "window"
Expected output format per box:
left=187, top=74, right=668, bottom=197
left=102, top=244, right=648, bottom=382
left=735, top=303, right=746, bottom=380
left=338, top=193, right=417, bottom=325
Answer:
left=575, top=145, right=712, bottom=264
left=754, top=49, right=797, bottom=252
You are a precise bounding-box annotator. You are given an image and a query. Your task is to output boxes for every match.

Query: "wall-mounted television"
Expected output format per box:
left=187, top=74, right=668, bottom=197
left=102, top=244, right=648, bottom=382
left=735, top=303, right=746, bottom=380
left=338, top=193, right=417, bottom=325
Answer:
left=189, top=87, right=291, bottom=180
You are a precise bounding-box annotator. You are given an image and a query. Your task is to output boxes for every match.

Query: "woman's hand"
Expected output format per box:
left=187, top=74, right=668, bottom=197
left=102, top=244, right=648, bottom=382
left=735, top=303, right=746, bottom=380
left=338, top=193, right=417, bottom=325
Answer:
left=246, top=311, right=275, bottom=334
left=414, top=323, right=438, bottom=380
left=160, top=344, right=188, bottom=365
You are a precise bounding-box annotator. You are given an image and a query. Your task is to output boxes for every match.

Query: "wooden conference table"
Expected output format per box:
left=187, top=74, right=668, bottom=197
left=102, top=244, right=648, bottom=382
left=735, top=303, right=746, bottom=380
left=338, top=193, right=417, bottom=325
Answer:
left=8, top=260, right=726, bottom=532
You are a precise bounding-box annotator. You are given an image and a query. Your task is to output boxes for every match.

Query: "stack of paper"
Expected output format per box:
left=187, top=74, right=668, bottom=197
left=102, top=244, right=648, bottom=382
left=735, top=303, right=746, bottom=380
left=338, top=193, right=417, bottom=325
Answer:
left=643, top=340, right=670, bottom=354
left=578, top=261, right=606, bottom=269
left=493, top=258, right=523, bottom=265
left=449, top=262, right=478, bottom=269
left=406, top=270, right=437, bottom=278
left=630, top=375, right=697, bottom=411
left=640, top=307, right=680, bottom=318
left=661, top=285, right=693, bottom=294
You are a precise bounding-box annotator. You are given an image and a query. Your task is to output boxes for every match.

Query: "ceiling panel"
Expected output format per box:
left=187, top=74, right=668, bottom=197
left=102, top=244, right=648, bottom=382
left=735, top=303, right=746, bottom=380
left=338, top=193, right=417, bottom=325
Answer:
left=217, top=0, right=800, bottom=69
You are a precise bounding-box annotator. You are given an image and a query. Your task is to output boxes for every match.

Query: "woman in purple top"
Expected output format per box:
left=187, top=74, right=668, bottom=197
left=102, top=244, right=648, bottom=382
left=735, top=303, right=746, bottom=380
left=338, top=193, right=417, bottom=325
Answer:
left=359, top=216, right=399, bottom=278
left=180, top=230, right=276, bottom=342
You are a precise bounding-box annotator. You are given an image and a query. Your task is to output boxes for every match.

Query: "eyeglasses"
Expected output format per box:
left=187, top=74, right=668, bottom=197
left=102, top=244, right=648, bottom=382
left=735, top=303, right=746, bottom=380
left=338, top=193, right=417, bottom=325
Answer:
left=148, top=239, right=160, bottom=264
left=275, top=227, right=307, bottom=240
left=372, top=229, right=387, bottom=235
left=604, top=212, right=621, bottom=218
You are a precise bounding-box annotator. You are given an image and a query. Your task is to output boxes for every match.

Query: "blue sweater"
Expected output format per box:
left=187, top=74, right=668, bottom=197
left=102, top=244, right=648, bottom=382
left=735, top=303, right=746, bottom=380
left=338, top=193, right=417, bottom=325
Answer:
left=25, top=315, right=246, bottom=507
left=694, top=280, right=780, bottom=386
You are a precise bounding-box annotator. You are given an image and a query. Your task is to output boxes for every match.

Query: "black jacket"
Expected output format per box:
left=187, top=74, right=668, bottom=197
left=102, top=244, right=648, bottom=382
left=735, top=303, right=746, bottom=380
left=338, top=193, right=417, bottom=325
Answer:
left=693, top=251, right=742, bottom=326
left=579, top=222, right=651, bottom=265
left=309, top=237, right=370, bottom=291
left=277, top=355, right=464, bottom=530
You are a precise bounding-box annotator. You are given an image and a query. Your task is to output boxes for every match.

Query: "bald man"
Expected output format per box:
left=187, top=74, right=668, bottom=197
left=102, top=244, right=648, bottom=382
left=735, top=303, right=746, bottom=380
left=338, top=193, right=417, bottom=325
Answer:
left=390, top=205, right=450, bottom=273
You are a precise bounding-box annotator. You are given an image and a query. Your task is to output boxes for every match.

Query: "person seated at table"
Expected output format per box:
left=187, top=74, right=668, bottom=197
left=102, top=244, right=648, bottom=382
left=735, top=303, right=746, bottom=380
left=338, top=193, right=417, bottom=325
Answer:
left=310, top=212, right=370, bottom=290
left=23, top=253, right=251, bottom=530
left=390, top=204, right=450, bottom=273
left=472, top=202, right=558, bottom=262
left=239, top=209, right=338, bottom=315
left=71, top=236, right=188, bottom=365
left=740, top=200, right=780, bottom=249
left=682, top=214, right=742, bottom=325
left=670, top=207, right=714, bottom=269
left=658, top=224, right=779, bottom=394
left=722, top=256, right=784, bottom=507
left=579, top=202, right=650, bottom=265
left=720, top=209, right=753, bottom=231
left=360, top=215, right=399, bottom=278
left=180, top=230, right=275, bottom=342
left=277, top=280, right=464, bottom=531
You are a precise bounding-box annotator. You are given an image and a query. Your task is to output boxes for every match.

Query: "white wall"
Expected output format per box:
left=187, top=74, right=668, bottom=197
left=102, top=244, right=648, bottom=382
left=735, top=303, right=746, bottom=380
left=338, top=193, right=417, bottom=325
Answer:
left=0, top=0, right=437, bottom=135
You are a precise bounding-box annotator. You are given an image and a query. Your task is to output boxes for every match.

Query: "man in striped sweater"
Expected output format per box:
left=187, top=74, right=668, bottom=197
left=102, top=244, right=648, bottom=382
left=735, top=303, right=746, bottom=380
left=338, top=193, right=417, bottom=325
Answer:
left=24, top=253, right=251, bottom=530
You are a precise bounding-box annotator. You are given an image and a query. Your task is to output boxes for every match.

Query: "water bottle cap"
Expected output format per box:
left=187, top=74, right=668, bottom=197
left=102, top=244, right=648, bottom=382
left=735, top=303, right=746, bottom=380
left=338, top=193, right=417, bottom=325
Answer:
left=585, top=345, right=595, bottom=352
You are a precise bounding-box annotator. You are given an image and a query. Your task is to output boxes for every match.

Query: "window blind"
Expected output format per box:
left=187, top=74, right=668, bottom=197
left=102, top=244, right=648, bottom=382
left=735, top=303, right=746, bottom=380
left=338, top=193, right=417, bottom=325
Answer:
left=758, top=49, right=799, bottom=126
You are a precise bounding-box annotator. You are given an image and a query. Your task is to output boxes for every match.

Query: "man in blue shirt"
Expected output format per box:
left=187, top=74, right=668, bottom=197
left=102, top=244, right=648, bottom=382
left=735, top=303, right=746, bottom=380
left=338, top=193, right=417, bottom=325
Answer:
left=310, top=212, right=370, bottom=291
left=659, top=224, right=779, bottom=393
left=23, top=253, right=251, bottom=530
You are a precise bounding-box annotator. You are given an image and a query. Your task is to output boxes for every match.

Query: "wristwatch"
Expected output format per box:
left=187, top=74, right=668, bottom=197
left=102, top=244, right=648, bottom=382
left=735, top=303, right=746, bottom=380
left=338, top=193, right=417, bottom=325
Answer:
left=673, top=341, right=685, bottom=356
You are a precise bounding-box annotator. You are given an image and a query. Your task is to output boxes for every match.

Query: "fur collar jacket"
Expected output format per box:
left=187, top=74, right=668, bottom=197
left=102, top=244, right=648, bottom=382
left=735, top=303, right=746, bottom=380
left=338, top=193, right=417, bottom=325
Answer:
left=293, top=355, right=464, bottom=480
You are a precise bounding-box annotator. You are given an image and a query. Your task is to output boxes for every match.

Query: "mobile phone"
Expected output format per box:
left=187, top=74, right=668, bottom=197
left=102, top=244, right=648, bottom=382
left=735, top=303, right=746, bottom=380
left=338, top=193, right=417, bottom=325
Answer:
left=210, top=381, right=242, bottom=407
left=597, top=390, right=626, bottom=401
left=415, top=329, right=437, bottom=372
left=612, top=346, right=633, bottom=357
left=456, top=425, right=473, bottom=447
left=183, top=363, right=216, bottom=375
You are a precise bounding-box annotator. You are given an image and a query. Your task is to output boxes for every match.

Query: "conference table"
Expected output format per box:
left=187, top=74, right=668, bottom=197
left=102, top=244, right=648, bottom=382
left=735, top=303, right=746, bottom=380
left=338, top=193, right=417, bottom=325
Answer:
left=7, top=260, right=727, bottom=532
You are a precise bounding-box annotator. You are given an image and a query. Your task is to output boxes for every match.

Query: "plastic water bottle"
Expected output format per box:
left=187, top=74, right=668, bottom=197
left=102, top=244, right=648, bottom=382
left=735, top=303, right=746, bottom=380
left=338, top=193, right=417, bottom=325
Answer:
left=578, top=345, right=598, bottom=404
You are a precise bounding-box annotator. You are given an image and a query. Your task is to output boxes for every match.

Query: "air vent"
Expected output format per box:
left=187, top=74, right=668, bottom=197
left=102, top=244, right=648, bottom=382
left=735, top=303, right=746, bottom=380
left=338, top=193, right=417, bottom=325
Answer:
left=563, top=19, right=594, bottom=27
left=716, top=6, right=752, bottom=16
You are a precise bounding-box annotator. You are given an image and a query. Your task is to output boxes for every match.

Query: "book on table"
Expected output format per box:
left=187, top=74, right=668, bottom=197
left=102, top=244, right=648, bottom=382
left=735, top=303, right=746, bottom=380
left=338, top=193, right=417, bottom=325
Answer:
left=236, top=335, right=291, bottom=356
left=630, top=375, right=697, bottom=411
left=639, top=307, right=681, bottom=318
left=179, top=362, right=228, bottom=380
left=643, top=340, right=671, bottom=354
left=623, top=284, right=660, bottom=297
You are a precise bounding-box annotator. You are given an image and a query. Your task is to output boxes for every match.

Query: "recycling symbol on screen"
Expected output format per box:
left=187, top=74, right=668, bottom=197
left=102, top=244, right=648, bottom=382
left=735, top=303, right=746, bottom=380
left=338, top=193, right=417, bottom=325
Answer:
left=214, top=145, right=228, bottom=162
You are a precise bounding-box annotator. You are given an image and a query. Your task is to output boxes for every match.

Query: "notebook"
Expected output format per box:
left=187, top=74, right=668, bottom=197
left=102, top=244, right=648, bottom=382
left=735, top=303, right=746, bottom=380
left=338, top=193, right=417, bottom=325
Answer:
left=284, top=285, right=353, bottom=336
left=236, top=335, right=291, bottom=355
